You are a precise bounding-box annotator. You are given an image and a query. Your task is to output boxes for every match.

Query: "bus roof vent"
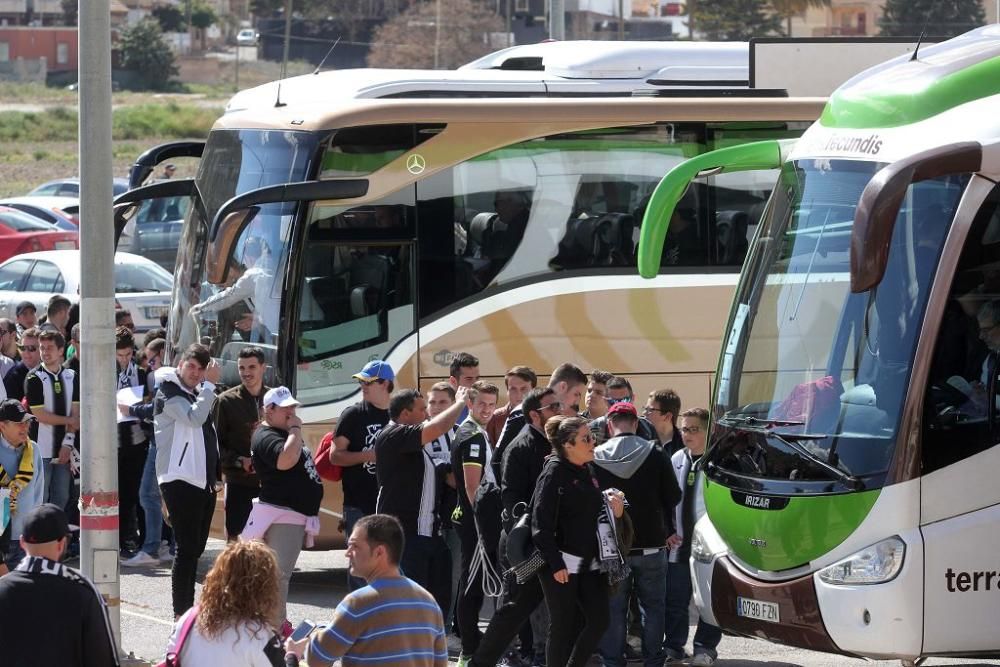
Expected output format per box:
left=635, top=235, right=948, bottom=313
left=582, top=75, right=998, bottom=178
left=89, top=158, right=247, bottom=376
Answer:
left=646, top=65, right=749, bottom=87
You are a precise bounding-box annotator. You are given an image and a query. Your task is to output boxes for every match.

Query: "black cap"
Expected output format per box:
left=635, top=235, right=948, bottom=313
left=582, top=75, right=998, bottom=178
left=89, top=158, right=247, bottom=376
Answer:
left=22, top=503, right=70, bottom=544
left=15, top=301, right=36, bottom=316
left=0, top=399, right=36, bottom=423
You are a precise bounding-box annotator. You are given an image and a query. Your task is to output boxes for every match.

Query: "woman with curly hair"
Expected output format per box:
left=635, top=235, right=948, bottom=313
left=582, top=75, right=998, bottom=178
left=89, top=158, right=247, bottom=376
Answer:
left=164, top=540, right=285, bottom=666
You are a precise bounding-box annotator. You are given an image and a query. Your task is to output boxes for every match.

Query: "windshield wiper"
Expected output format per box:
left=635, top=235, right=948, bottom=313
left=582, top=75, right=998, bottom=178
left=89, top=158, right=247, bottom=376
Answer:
left=718, top=415, right=806, bottom=429
left=720, top=418, right=865, bottom=490
left=768, top=430, right=864, bottom=490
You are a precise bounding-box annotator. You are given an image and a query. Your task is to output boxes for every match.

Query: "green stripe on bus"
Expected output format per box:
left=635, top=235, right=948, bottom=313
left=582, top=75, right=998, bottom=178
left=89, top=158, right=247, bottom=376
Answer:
left=705, top=478, right=879, bottom=571
left=821, top=55, right=1000, bottom=129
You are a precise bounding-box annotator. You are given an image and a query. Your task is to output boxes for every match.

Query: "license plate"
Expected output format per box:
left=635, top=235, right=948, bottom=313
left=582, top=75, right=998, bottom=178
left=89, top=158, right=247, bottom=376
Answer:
left=736, top=596, right=780, bottom=623
left=145, top=305, right=169, bottom=319
left=55, top=241, right=76, bottom=249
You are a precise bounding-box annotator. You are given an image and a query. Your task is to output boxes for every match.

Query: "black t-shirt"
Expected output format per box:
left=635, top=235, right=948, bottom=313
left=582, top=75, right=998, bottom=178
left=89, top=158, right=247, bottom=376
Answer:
left=375, top=421, right=437, bottom=536
left=334, top=401, right=389, bottom=514
left=250, top=425, right=324, bottom=517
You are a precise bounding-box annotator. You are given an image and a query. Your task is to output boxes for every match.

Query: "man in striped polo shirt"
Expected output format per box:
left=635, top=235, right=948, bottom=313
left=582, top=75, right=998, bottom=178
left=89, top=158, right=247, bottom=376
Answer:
left=287, top=513, right=447, bottom=666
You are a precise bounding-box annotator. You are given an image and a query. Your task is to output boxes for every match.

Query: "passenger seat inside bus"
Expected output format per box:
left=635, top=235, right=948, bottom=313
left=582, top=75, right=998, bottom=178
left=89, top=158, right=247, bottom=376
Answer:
left=550, top=212, right=635, bottom=269
left=716, top=210, right=750, bottom=265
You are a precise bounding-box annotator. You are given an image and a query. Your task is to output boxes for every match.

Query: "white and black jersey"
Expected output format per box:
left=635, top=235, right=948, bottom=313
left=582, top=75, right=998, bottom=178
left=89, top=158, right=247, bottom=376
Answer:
left=424, top=423, right=458, bottom=465
left=26, top=364, right=78, bottom=459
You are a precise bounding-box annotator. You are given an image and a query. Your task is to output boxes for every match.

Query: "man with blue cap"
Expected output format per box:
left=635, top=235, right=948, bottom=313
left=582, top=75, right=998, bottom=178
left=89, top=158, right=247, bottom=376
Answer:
left=329, top=360, right=394, bottom=589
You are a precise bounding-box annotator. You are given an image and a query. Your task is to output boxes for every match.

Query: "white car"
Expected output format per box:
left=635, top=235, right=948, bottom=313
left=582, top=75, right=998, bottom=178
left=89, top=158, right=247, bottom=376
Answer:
left=236, top=28, right=258, bottom=45
left=0, top=250, right=173, bottom=332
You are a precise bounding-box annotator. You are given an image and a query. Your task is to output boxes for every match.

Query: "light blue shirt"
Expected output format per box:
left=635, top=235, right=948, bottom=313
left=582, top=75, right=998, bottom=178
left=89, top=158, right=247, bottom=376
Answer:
left=0, top=436, right=45, bottom=539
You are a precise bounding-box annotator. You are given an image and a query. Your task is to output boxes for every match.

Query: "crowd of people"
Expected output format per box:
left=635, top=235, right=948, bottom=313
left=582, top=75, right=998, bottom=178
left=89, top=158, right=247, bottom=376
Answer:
left=0, top=297, right=721, bottom=667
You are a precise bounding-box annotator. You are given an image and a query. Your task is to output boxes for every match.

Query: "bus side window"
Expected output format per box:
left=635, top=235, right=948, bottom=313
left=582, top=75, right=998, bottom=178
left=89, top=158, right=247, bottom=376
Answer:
left=923, top=183, right=1000, bottom=474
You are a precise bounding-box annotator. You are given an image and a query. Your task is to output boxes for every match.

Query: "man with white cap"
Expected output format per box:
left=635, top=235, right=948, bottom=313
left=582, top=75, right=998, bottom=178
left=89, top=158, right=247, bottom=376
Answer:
left=246, top=385, right=324, bottom=633
left=330, top=359, right=394, bottom=589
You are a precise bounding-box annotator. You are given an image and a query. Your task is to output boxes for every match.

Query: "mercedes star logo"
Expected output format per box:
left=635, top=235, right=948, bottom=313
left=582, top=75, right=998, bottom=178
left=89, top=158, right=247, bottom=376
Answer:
left=406, top=153, right=426, bottom=175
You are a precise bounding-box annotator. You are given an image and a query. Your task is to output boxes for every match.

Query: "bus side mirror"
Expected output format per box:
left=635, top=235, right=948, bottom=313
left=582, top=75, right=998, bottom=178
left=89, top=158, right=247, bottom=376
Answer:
left=112, top=177, right=197, bottom=248
left=128, top=140, right=205, bottom=189
left=851, top=142, right=982, bottom=294
left=638, top=139, right=791, bottom=279
left=206, top=178, right=369, bottom=285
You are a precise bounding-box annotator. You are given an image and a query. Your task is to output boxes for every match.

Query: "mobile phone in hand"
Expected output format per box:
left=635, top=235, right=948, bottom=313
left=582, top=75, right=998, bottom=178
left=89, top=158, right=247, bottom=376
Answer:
left=290, top=619, right=316, bottom=642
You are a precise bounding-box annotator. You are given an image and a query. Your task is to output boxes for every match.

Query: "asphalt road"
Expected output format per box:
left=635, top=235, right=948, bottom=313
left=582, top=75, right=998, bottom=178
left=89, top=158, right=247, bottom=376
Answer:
left=119, top=541, right=1000, bottom=666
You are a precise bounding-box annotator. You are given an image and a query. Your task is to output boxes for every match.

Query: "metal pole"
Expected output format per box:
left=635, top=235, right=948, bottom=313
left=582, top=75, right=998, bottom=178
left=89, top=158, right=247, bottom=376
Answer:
left=281, top=0, right=293, bottom=79
left=687, top=0, right=694, bottom=38
left=78, top=0, right=120, bottom=654
left=506, top=0, right=512, bottom=47
left=617, top=0, right=624, bottom=40
left=235, top=41, right=240, bottom=92
left=434, top=0, right=441, bottom=68
left=550, top=0, right=564, bottom=39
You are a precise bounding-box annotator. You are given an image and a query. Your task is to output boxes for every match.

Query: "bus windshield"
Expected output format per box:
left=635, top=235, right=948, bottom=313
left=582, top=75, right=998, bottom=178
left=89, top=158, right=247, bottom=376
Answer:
left=710, top=159, right=968, bottom=491
left=168, top=128, right=321, bottom=385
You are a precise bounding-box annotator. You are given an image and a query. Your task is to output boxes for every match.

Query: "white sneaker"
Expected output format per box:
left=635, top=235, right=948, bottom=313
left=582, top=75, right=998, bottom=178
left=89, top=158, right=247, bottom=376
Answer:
left=121, top=550, right=159, bottom=567
left=158, top=543, right=173, bottom=562
left=690, top=653, right=716, bottom=666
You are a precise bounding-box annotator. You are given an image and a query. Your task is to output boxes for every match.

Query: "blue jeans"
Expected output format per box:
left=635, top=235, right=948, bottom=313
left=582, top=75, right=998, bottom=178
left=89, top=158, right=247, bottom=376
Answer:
left=43, top=459, right=72, bottom=513
left=599, top=550, right=668, bottom=667
left=663, top=558, right=722, bottom=659
left=138, top=444, right=163, bottom=556
left=343, top=505, right=367, bottom=590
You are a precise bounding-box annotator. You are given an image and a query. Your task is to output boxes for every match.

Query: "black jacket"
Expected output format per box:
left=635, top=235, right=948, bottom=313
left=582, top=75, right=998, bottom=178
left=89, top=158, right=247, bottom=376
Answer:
left=592, top=434, right=681, bottom=550
left=0, top=557, right=119, bottom=667
left=531, top=456, right=604, bottom=573
left=500, top=423, right=550, bottom=530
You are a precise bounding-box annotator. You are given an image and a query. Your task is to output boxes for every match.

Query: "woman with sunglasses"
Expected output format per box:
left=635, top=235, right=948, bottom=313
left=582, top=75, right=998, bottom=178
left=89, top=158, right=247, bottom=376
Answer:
left=532, top=415, right=624, bottom=667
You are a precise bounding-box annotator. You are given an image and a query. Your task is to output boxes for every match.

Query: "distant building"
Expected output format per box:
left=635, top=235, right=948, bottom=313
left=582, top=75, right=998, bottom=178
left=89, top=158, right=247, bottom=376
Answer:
left=0, top=25, right=76, bottom=71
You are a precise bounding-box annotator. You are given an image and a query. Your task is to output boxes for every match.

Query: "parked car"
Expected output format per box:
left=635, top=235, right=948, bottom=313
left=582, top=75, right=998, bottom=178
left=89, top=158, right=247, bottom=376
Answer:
left=0, top=207, right=78, bottom=262
left=0, top=250, right=172, bottom=332
left=236, top=28, right=258, bottom=45
left=0, top=196, right=80, bottom=225
left=118, top=195, right=190, bottom=271
left=28, top=177, right=130, bottom=198
left=0, top=198, right=78, bottom=230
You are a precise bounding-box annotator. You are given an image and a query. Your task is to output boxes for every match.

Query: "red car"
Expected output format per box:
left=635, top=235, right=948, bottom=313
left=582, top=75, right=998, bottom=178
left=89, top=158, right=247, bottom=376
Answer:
left=0, top=206, right=78, bottom=262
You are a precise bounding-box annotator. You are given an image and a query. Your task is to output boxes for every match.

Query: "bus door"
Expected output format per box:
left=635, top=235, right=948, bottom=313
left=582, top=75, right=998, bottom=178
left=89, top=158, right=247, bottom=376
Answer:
left=918, top=179, right=1000, bottom=653
left=292, top=192, right=419, bottom=408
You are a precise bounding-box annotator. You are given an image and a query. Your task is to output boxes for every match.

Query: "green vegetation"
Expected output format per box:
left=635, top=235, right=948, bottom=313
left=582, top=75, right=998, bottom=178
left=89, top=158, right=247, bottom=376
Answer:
left=0, top=103, right=221, bottom=143
left=692, top=0, right=783, bottom=40
left=119, top=18, right=179, bottom=91
left=880, top=0, right=986, bottom=38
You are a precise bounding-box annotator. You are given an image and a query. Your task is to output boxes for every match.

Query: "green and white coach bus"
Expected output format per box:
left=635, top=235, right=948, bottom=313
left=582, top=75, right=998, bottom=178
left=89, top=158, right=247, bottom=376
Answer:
left=638, top=25, right=1000, bottom=663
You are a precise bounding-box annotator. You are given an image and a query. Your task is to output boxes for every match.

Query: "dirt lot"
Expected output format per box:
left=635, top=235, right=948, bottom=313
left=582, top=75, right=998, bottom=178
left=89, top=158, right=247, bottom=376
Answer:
left=0, top=138, right=202, bottom=198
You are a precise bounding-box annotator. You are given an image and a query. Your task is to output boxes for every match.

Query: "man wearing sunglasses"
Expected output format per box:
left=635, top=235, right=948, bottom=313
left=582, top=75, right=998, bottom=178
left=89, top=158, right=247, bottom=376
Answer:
left=4, top=327, right=41, bottom=403
left=331, top=360, right=394, bottom=590
left=589, top=376, right=657, bottom=446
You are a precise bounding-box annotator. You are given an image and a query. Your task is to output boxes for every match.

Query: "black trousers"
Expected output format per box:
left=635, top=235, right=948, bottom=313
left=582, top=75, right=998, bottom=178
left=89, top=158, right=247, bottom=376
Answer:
left=160, top=480, right=215, bottom=617
left=471, top=573, right=545, bottom=667
left=538, top=568, right=610, bottom=667
left=401, top=533, right=452, bottom=615
left=456, top=514, right=499, bottom=655
left=119, top=443, right=149, bottom=548
left=224, top=482, right=258, bottom=539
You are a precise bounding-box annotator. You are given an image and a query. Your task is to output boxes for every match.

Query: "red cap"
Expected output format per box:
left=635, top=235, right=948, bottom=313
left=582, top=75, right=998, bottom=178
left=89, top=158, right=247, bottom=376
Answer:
left=607, top=401, right=638, bottom=418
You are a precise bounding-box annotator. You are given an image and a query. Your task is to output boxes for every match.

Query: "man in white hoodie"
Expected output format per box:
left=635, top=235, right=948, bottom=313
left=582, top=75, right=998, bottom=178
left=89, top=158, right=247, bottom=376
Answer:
left=154, top=343, right=221, bottom=618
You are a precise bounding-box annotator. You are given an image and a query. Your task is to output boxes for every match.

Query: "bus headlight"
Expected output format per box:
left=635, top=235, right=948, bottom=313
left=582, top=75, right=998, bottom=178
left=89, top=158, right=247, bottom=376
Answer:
left=691, top=528, right=714, bottom=564
left=817, top=536, right=905, bottom=585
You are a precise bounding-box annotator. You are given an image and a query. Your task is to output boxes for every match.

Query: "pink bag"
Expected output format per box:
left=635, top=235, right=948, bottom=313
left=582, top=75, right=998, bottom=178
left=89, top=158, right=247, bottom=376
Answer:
left=157, top=606, right=199, bottom=667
